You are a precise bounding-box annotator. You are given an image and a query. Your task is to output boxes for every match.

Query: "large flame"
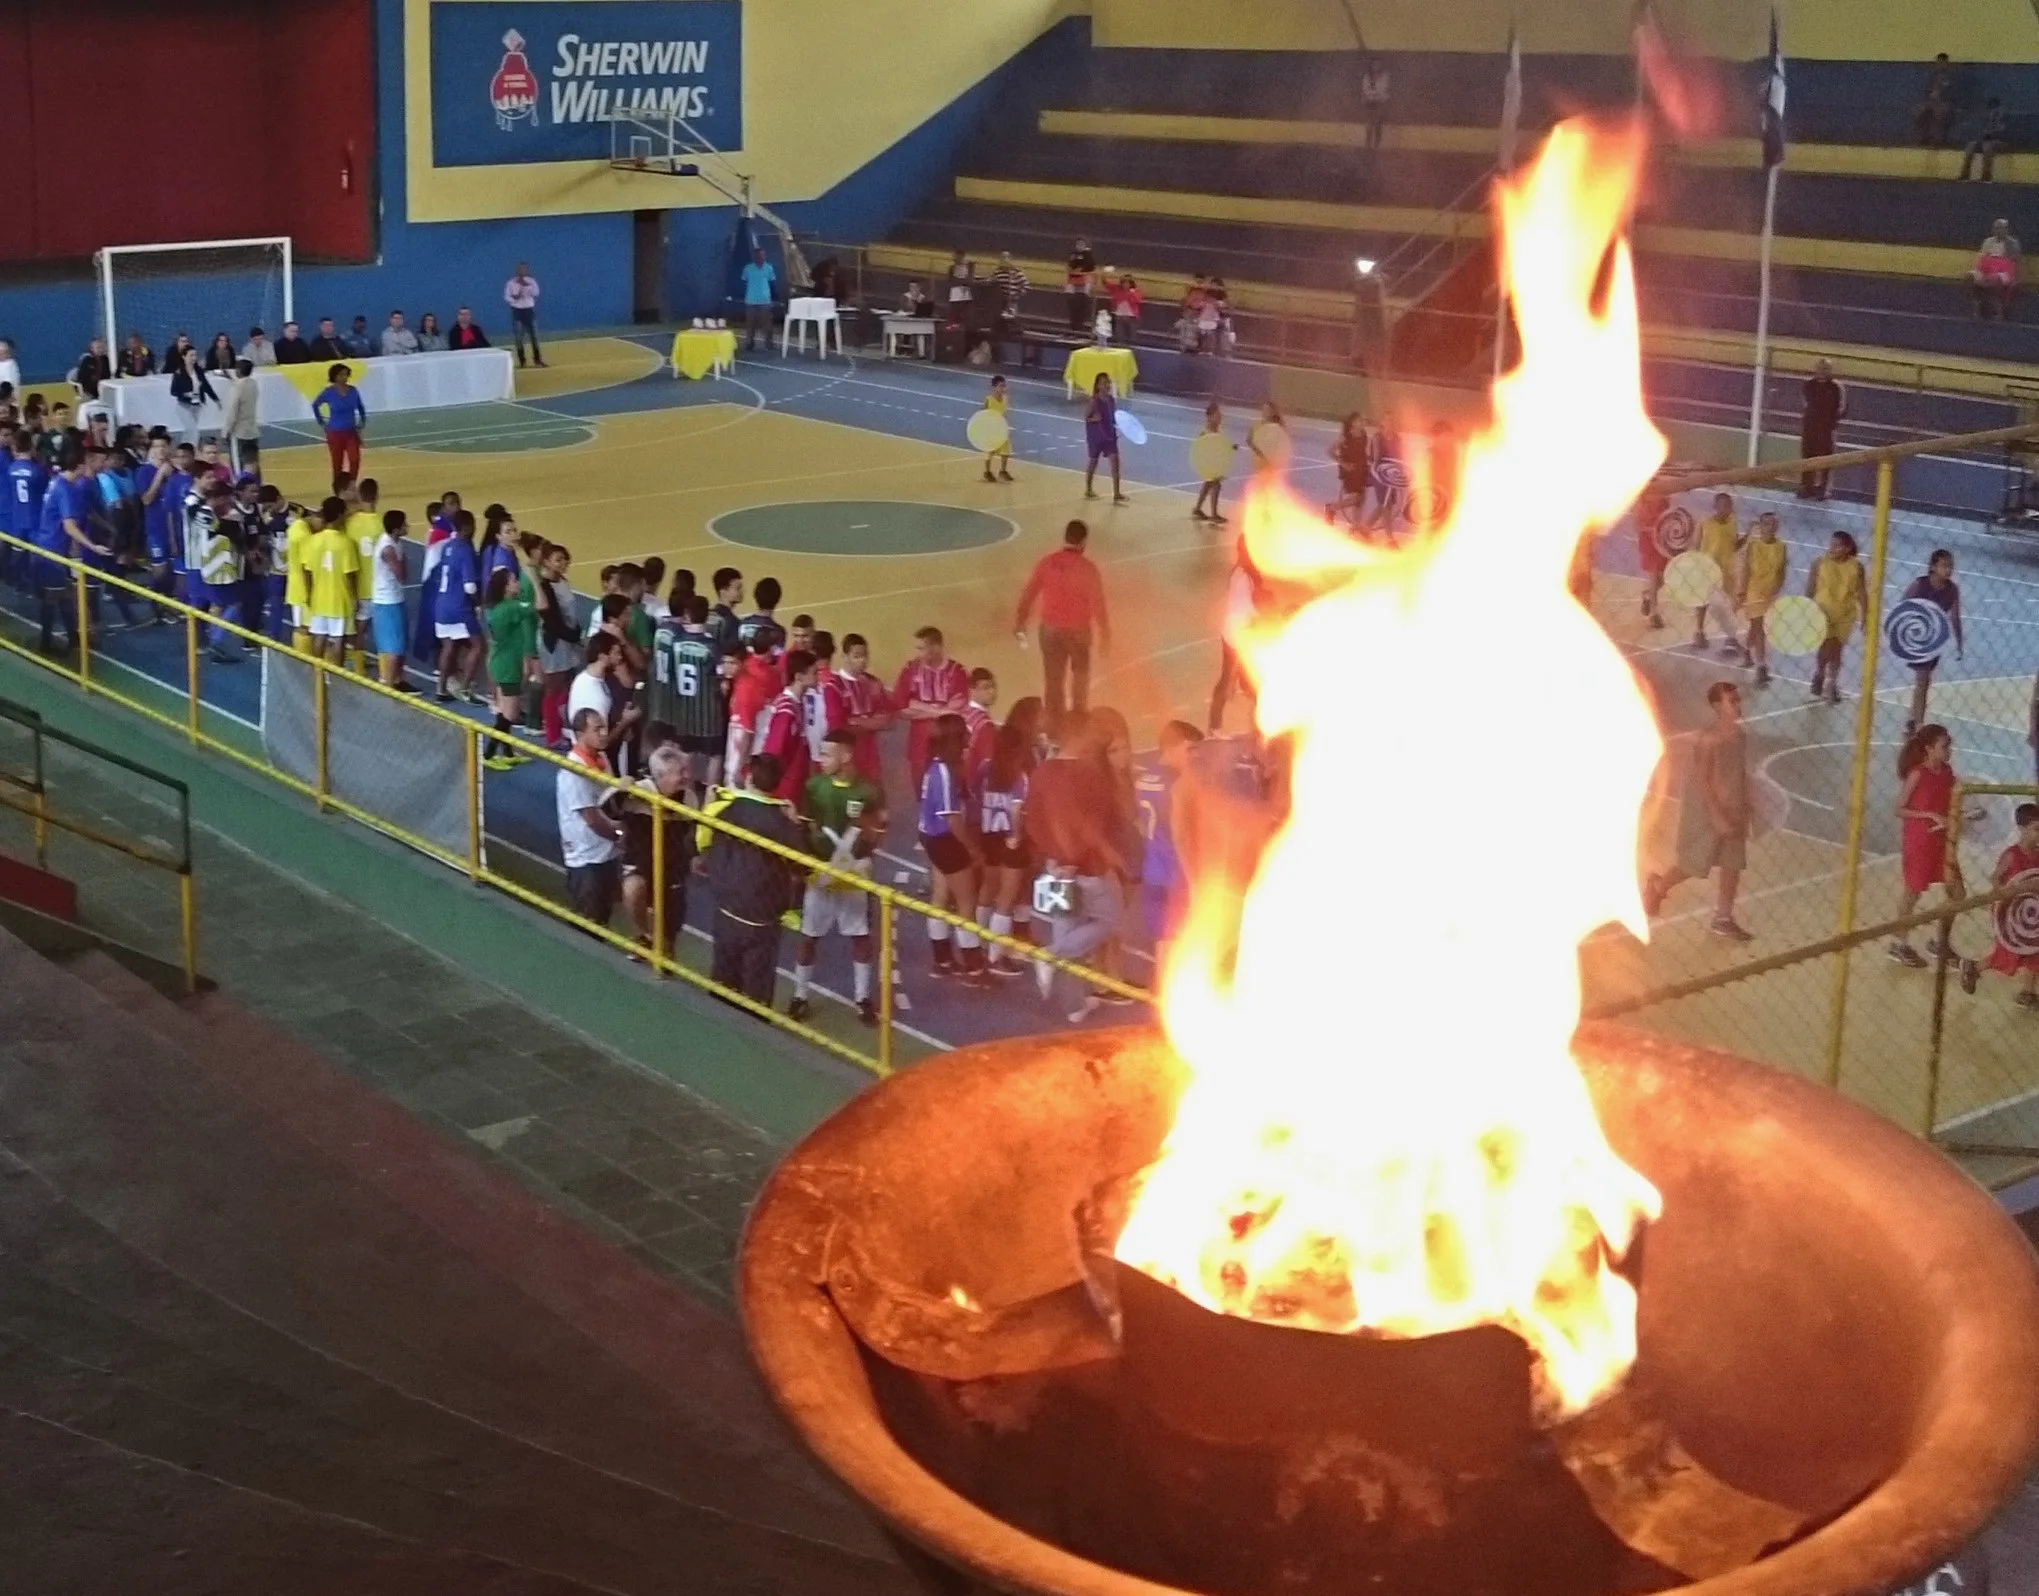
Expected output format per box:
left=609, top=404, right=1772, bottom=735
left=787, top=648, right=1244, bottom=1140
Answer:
left=1116, top=122, right=1667, bottom=1419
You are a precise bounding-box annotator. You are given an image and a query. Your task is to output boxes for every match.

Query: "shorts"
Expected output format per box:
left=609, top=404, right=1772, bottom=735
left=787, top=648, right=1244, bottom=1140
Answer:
left=979, top=833, right=1029, bottom=872
left=145, top=532, right=173, bottom=565
left=435, top=619, right=473, bottom=640
left=207, top=581, right=240, bottom=612
left=184, top=571, right=209, bottom=605
left=801, top=881, right=871, bottom=940
left=291, top=604, right=309, bottom=629
left=921, top=829, right=974, bottom=877
left=1142, top=882, right=1185, bottom=946
left=307, top=612, right=347, bottom=638
left=372, top=602, right=407, bottom=656
left=1086, top=430, right=1119, bottom=460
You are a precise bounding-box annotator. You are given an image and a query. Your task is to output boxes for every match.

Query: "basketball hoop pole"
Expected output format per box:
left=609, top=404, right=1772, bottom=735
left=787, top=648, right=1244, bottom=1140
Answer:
left=604, top=111, right=811, bottom=292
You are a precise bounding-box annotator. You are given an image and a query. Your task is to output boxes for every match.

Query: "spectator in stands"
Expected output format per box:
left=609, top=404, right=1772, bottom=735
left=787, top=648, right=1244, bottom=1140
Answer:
left=273, top=322, right=311, bottom=364
left=380, top=310, right=420, bottom=357
left=1974, top=218, right=2021, bottom=318
left=558, top=706, right=624, bottom=929
left=448, top=307, right=490, bottom=350
left=340, top=316, right=374, bottom=358
left=504, top=261, right=545, bottom=367
left=1101, top=275, right=1137, bottom=344
left=308, top=318, right=348, bottom=363
left=164, top=332, right=196, bottom=372
left=699, top=750, right=807, bottom=1008
left=945, top=248, right=976, bottom=319
left=1797, top=359, right=1846, bottom=500
left=1960, top=98, right=2008, bottom=181
left=415, top=312, right=447, bottom=352
left=1914, top=54, right=1955, bottom=147
left=0, top=339, right=17, bottom=394
left=740, top=246, right=777, bottom=350
left=220, top=360, right=260, bottom=479
left=203, top=332, right=237, bottom=373
left=115, top=333, right=152, bottom=380
left=991, top=252, right=1028, bottom=329
left=1360, top=57, right=1392, bottom=151
left=1066, top=238, right=1097, bottom=332
left=899, top=280, right=931, bottom=316
left=239, top=327, right=277, bottom=366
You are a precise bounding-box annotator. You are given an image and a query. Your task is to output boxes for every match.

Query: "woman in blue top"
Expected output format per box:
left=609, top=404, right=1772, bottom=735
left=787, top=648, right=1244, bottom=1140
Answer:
left=918, top=712, right=986, bottom=985
left=431, top=508, right=483, bottom=702
left=310, top=363, right=368, bottom=489
left=1082, top=373, right=1127, bottom=506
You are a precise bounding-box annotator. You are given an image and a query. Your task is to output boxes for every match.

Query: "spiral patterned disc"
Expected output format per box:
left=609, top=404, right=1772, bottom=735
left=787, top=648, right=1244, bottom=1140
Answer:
left=1997, top=869, right=2039, bottom=958
left=1883, top=597, right=1954, bottom=668
left=1653, top=506, right=1697, bottom=559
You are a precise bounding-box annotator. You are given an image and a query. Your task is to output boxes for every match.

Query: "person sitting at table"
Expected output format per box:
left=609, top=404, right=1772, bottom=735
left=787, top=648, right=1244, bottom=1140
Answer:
left=272, top=322, right=312, bottom=364
left=447, top=307, right=491, bottom=351
left=118, top=332, right=155, bottom=378
left=340, top=316, right=374, bottom=358
left=380, top=310, right=420, bottom=357
left=900, top=281, right=931, bottom=316
left=308, top=318, right=348, bottom=363
left=1974, top=218, right=2022, bottom=319
left=416, top=312, right=447, bottom=352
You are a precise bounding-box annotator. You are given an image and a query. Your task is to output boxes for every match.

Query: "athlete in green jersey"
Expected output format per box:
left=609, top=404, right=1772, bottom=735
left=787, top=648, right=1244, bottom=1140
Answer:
left=792, top=731, right=886, bottom=1025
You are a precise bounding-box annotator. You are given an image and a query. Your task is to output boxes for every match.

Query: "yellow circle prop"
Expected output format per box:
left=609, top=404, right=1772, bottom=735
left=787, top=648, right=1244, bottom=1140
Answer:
left=1765, top=595, right=1827, bottom=658
left=1190, top=431, right=1236, bottom=482
left=1661, top=550, right=1723, bottom=609
left=966, top=409, right=1010, bottom=455
left=1249, top=422, right=1293, bottom=469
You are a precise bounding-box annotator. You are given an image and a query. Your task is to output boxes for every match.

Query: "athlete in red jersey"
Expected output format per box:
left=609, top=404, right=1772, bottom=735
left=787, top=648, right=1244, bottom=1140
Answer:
left=804, top=631, right=850, bottom=763
left=758, top=651, right=817, bottom=801
left=963, top=667, right=999, bottom=794
left=1634, top=489, right=1668, bottom=630
left=836, top=634, right=893, bottom=785
left=1968, top=803, right=2039, bottom=1008
left=894, top=624, right=969, bottom=799
left=1890, top=724, right=1968, bottom=971
left=724, top=636, right=781, bottom=788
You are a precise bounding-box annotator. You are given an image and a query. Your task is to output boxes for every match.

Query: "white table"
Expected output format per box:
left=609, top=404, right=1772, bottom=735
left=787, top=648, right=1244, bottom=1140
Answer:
left=879, top=314, right=936, bottom=358
left=98, top=348, right=518, bottom=435
left=781, top=297, right=843, bottom=359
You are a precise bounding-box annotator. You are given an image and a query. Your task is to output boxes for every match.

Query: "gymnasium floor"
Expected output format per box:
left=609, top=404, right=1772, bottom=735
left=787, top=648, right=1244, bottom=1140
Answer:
left=9, top=334, right=2039, bottom=1164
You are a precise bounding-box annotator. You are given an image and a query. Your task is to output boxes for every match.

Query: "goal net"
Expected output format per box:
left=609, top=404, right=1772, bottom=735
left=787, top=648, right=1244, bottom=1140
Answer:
left=95, top=237, right=294, bottom=364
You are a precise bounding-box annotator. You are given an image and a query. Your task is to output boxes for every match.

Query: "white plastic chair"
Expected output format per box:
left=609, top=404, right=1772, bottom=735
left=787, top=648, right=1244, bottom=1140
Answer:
left=781, top=296, right=843, bottom=359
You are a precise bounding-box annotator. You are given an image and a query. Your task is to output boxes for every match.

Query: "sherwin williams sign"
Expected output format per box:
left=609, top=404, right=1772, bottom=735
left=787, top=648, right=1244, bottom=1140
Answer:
left=430, top=1, right=742, bottom=167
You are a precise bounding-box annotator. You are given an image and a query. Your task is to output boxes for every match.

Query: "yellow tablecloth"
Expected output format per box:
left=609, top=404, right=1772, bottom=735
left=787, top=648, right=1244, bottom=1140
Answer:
left=671, top=328, right=738, bottom=380
left=1064, top=345, right=1138, bottom=399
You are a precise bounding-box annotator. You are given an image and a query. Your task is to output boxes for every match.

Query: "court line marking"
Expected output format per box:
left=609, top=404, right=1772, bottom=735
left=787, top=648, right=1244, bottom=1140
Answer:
left=703, top=502, right=1019, bottom=558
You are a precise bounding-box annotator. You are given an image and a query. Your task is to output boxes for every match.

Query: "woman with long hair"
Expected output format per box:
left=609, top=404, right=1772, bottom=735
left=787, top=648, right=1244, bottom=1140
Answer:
left=1087, top=704, right=1143, bottom=1004
left=977, top=696, right=1044, bottom=974
left=203, top=332, right=237, bottom=373
left=416, top=312, right=447, bottom=353
left=1327, top=410, right=1371, bottom=526
left=1083, top=373, right=1127, bottom=505
left=1889, top=723, right=1976, bottom=980
left=919, top=712, right=987, bottom=984
left=1806, top=529, right=1866, bottom=706
left=534, top=541, right=582, bottom=748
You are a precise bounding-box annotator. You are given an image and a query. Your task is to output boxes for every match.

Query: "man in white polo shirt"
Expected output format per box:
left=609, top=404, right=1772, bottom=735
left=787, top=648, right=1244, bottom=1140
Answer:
left=558, top=706, right=622, bottom=929
left=504, top=262, right=545, bottom=368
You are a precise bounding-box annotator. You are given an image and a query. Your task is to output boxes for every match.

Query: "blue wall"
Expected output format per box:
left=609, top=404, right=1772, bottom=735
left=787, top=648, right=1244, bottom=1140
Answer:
left=0, top=4, right=1085, bottom=381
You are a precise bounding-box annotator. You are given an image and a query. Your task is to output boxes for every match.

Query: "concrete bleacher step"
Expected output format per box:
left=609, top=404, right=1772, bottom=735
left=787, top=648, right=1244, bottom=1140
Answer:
left=0, top=936, right=908, bottom=1594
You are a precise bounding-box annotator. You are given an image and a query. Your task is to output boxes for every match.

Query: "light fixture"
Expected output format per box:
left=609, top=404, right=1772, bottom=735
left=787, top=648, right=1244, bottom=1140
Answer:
left=1354, top=257, right=1378, bottom=276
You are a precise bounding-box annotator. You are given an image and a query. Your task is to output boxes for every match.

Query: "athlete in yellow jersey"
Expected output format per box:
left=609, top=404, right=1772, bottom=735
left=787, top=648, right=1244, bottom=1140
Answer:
left=1806, top=529, right=1865, bottom=706
left=303, top=494, right=361, bottom=664
left=1693, top=492, right=1744, bottom=652
left=979, top=374, right=1013, bottom=484
left=1736, top=512, right=1787, bottom=689
left=283, top=506, right=321, bottom=655
left=343, top=480, right=383, bottom=676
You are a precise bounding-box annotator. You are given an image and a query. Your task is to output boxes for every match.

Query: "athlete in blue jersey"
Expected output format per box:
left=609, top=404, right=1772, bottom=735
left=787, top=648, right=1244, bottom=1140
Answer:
left=4, top=429, right=48, bottom=593
left=1136, top=721, right=1206, bottom=954
left=431, top=510, right=483, bottom=702
left=34, top=449, right=105, bottom=653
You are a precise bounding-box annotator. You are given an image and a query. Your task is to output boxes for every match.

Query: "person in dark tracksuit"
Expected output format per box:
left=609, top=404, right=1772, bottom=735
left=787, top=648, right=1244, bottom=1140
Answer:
left=698, top=752, right=808, bottom=1008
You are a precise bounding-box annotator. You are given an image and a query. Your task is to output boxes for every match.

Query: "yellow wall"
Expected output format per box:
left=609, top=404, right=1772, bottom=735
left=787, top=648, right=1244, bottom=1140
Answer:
left=1089, top=0, right=2039, bottom=62
left=406, top=0, right=1076, bottom=223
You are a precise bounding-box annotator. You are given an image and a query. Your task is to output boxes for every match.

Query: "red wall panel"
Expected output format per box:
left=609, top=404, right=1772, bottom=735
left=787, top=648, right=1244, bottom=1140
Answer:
left=2, top=0, right=371, bottom=264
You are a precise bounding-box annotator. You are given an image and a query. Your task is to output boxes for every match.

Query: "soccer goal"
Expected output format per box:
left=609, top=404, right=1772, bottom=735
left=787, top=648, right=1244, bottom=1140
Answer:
left=94, top=237, right=294, bottom=361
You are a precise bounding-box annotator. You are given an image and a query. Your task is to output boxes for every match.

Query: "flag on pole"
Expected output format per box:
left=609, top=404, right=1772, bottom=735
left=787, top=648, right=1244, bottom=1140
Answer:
left=1760, top=9, right=1787, bottom=168
left=1498, top=24, right=1523, bottom=173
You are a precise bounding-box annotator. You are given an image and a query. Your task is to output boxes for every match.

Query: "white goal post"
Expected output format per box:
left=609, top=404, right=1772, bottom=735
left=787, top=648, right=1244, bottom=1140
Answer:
left=94, top=236, right=295, bottom=358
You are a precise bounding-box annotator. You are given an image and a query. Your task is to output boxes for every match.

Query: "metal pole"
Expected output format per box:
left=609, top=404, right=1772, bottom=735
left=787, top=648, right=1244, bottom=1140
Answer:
left=1925, top=782, right=1969, bottom=1134
left=464, top=732, right=481, bottom=880
left=75, top=565, right=91, bottom=690
left=313, top=665, right=330, bottom=810
left=185, top=612, right=201, bottom=743
left=179, top=873, right=198, bottom=994
left=1745, top=161, right=1781, bottom=467
left=877, top=893, right=896, bottom=1075
left=651, top=798, right=668, bottom=976
left=1822, top=457, right=1896, bottom=1088
left=31, top=722, right=47, bottom=869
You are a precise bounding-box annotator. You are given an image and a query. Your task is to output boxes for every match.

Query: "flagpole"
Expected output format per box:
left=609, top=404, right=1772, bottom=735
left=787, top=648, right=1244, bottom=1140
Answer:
left=1746, top=160, right=1779, bottom=467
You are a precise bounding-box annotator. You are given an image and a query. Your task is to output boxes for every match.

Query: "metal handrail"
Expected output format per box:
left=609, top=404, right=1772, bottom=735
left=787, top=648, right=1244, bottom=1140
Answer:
left=0, top=694, right=196, bottom=989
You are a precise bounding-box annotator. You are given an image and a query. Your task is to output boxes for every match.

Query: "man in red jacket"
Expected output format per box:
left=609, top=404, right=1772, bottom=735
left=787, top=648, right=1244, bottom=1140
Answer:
left=757, top=650, right=817, bottom=800
left=893, top=625, right=969, bottom=800
left=1014, top=519, right=1110, bottom=736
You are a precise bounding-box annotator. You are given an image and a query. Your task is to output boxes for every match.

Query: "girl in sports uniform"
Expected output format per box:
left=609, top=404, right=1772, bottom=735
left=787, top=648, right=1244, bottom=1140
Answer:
left=1888, top=724, right=1975, bottom=980
left=1737, top=513, right=1787, bottom=688
left=1807, top=529, right=1866, bottom=706
left=976, top=698, right=1042, bottom=976
left=1964, top=804, right=2039, bottom=1010
left=1082, top=374, right=1126, bottom=505
left=919, top=713, right=986, bottom=984
left=980, top=375, right=1014, bottom=484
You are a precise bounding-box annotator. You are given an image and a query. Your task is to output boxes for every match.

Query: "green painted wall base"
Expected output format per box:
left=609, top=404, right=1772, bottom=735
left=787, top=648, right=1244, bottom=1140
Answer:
left=0, top=653, right=870, bottom=1145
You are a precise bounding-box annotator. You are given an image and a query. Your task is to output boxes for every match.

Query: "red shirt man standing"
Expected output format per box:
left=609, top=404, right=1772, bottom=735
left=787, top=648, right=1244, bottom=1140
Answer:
left=759, top=650, right=817, bottom=801
left=1014, top=518, right=1111, bottom=736
left=894, top=626, right=969, bottom=799
left=836, top=633, right=892, bottom=784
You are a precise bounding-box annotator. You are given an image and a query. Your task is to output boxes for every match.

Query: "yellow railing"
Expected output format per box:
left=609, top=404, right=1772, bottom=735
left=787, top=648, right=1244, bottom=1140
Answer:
left=0, top=693, right=197, bottom=991
left=0, top=532, right=1146, bottom=1074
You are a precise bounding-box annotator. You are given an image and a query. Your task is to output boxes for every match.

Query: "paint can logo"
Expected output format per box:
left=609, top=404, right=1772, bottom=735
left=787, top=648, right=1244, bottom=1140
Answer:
left=490, top=29, right=540, bottom=131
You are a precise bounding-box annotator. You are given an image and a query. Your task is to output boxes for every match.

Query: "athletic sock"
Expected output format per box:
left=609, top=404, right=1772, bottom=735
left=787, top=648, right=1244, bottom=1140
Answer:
left=954, top=925, right=981, bottom=953
left=852, top=961, right=873, bottom=1002
left=928, top=920, right=952, bottom=964
left=989, top=912, right=1014, bottom=961
left=795, top=962, right=813, bottom=1000
left=293, top=629, right=311, bottom=655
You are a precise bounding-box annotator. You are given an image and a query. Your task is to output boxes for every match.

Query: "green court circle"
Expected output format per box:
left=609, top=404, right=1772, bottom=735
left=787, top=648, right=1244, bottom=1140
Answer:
left=707, top=500, right=1015, bottom=557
